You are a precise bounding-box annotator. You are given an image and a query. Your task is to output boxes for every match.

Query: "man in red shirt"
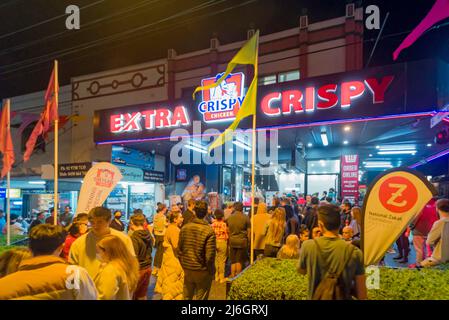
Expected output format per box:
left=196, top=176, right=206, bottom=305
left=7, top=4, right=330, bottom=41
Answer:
left=409, top=197, right=439, bottom=268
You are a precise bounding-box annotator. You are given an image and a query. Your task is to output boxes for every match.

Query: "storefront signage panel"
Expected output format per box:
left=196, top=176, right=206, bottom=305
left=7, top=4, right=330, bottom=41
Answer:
left=94, top=61, right=440, bottom=144
left=341, top=154, right=359, bottom=202
left=143, top=170, right=165, bottom=183
left=111, top=145, right=155, bottom=170
left=58, top=162, right=92, bottom=178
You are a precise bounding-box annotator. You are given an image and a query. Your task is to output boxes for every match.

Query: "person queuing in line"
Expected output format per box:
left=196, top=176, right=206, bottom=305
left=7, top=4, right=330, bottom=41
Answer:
left=60, top=206, right=73, bottom=228
left=110, top=210, right=126, bottom=232
left=420, top=198, right=449, bottom=267
left=282, top=198, right=301, bottom=241
left=0, top=210, right=5, bottom=235
left=226, top=202, right=251, bottom=278
left=349, top=207, right=362, bottom=241
left=45, top=208, right=62, bottom=226
left=311, top=227, right=322, bottom=239
left=69, top=207, right=135, bottom=280
left=320, top=191, right=328, bottom=202
left=223, top=202, right=234, bottom=221
left=182, top=199, right=196, bottom=227
left=155, top=211, right=184, bottom=300
left=128, top=213, right=153, bottom=300
left=17, top=216, right=29, bottom=233
left=253, top=202, right=271, bottom=259
left=277, top=234, right=300, bottom=259
left=152, top=203, right=168, bottom=276
left=409, top=197, right=439, bottom=268
left=264, top=207, right=286, bottom=258
left=0, top=247, right=32, bottom=278
left=394, top=228, right=411, bottom=264
left=303, top=206, right=318, bottom=233
left=61, top=222, right=88, bottom=261
left=177, top=202, right=184, bottom=213
left=2, top=214, right=25, bottom=236
left=268, top=197, right=280, bottom=213
left=211, top=209, right=229, bottom=283
left=299, top=224, right=310, bottom=249
left=342, top=226, right=354, bottom=243
left=248, top=197, right=260, bottom=219
left=297, top=204, right=367, bottom=300
left=94, top=235, right=140, bottom=300
left=178, top=201, right=216, bottom=300
left=340, top=202, right=352, bottom=234
left=0, top=224, right=98, bottom=300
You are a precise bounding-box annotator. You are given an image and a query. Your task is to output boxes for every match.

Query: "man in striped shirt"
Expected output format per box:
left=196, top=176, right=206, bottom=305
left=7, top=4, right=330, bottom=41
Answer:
left=178, top=200, right=216, bottom=300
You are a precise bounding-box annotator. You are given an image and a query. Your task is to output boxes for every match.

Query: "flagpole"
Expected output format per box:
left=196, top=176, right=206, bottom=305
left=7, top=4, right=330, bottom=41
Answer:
left=6, top=99, right=11, bottom=246
left=53, top=60, right=59, bottom=225
left=250, top=33, right=259, bottom=265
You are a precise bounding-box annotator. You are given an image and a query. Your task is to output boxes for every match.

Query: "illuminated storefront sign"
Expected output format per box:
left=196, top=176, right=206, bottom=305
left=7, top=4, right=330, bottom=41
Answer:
left=198, top=72, right=245, bottom=123
left=110, top=106, right=190, bottom=133
left=94, top=60, right=446, bottom=144
left=260, top=76, right=394, bottom=116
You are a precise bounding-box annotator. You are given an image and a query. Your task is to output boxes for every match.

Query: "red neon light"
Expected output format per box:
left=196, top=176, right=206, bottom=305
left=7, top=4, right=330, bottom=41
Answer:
left=260, top=76, right=394, bottom=114
left=110, top=106, right=190, bottom=133
left=98, top=111, right=435, bottom=145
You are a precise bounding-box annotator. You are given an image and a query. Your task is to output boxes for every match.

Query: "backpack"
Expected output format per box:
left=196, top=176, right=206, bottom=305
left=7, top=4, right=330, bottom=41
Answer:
left=312, top=239, right=355, bottom=300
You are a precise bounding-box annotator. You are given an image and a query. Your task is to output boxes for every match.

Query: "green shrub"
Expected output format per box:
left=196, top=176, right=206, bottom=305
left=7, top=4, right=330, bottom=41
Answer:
left=0, top=235, right=28, bottom=256
left=228, top=258, right=449, bottom=300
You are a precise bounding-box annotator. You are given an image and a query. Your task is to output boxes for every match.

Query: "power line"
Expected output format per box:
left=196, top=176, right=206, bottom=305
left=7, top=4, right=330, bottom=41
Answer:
left=0, top=0, right=105, bottom=40
left=0, top=0, right=230, bottom=74
left=0, top=0, right=168, bottom=56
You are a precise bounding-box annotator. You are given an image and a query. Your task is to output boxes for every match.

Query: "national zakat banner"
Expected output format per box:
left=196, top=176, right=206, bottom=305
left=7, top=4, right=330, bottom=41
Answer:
left=362, top=168, right=437, bottom=266
left=76, top=162, right=123, bottom=215
left=341, top=155, right=359, bottom=203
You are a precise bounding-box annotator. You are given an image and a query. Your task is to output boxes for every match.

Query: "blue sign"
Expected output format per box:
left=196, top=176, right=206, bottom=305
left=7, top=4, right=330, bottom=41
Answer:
left=116, top=165, right=144, bottom=182
left=111, top=145, right=155, bottom=170
left=0, top=188, right=6, bottom=199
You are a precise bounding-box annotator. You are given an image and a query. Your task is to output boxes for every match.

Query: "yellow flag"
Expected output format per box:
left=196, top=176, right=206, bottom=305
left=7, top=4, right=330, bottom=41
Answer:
left=193, top=31, right=259, bottom=152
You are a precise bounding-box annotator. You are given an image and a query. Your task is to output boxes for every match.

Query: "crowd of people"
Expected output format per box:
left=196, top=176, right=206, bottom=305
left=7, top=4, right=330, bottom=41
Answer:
left=0, top=189, right=448, bottom=300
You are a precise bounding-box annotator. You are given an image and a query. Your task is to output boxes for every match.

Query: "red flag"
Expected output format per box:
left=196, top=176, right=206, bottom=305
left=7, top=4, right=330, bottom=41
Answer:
left=393, top=0, right=449, bottom=60
left=23, top=62, right=59, bottom=162
left=0, top=101, right=15, bottom=178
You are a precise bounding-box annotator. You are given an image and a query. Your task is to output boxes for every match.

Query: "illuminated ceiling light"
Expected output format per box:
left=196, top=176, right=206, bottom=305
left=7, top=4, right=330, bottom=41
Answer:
left=233, top=140, right=252, bottom=151
left=378, top=150, right=416, bottom=155
left=28, top=181, right=46, bottom=185
left=369, top=154, right=373, bottom=157
left=378, top=144, right=416, bottom=151
left=344, top=126, right=351, bottom=132
left=228, top=148, right=233, bottom=152
left=307, top=143, right=313, bottom=147
left=185, top=144, right=208, bottom=154
left=375, top=145, right=380, bottom=149
left=427, top=143, right=432, bottom=147
left=321, top=131, right=329, bottom=146
left=343, top=140, right=349, bottom=145
left=277, top=145, right=281, bottom=149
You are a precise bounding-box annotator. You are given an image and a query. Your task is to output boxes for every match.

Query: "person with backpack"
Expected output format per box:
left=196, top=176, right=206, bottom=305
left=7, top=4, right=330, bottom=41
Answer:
left=297, top=204, right=367, bottom=300
left=152, top=203, right=168, bottom=276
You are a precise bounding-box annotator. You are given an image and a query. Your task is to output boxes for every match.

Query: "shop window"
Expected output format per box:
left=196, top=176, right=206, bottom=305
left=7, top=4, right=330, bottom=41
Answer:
left=278, top=70, right=300, bottom=83
left=307, top=159, right=340, bottom=174
left=259, top=75, right=277, bottom=86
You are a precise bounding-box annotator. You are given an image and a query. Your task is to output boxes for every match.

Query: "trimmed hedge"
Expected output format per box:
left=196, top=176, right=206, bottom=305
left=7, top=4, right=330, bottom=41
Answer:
left=228, top=258, right=449, bottom=300
left=0, top=235, right=28, bottom=255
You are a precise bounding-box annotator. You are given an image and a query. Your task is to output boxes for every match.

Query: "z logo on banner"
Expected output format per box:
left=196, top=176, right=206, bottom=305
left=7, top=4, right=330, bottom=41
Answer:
left=386, top=183, right=408, bottom=208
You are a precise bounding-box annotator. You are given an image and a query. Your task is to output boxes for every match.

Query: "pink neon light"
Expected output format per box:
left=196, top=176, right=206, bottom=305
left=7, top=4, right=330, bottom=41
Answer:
left=409, top=147, right=449, bottom=168
left=96, top=111, right=436, bottom=145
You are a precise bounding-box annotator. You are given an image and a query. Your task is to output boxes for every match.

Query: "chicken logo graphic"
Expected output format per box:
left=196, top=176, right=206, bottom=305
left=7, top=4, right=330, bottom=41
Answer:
left=94, top=169, right=115, bottom=188
left=198, top=72, right=245, bottom=123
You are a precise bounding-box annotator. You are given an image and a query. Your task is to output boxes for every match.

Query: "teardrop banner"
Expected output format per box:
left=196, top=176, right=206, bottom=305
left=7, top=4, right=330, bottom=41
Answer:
left=362, top=168, right=437, bottom=266
left=75, top=162, right=123, bottom=215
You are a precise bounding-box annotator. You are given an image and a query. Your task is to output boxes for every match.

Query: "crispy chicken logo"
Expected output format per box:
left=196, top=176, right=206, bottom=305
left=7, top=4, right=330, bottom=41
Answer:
left=94, top=169, right=115, bottom=188
left=198, top=72, right=245, bottom=123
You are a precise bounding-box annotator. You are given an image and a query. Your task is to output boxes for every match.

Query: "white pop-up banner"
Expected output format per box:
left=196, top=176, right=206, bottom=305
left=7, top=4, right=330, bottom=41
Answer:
left=76, top=162, right=122, bottom=215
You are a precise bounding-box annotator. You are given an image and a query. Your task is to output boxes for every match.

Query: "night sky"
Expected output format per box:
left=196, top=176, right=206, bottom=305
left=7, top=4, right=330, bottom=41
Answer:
left=0, top=0, right=448, bottom=98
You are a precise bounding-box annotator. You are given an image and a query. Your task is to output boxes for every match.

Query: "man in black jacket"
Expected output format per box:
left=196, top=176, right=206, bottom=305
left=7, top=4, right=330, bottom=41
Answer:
left=181, top=199, right=196, bottom=227
left=28, top=211, right=46, bottom=235
left=178, top=200, right=216, bottom=300
left=129, top=213, right=153, bottom=300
